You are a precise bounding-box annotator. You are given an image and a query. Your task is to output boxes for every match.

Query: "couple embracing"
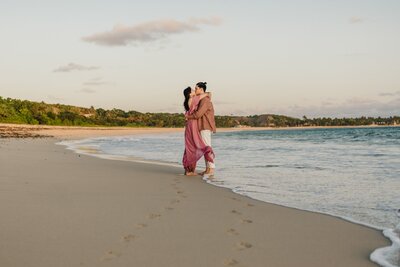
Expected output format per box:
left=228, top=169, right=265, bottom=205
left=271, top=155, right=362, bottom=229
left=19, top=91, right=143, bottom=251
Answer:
left=182, top=82, right=216, bottom=179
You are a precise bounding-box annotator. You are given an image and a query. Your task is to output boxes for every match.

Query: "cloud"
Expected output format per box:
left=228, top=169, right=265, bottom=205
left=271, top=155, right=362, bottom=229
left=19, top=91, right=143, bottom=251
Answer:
left=379, top=90, right=400, bottom=97
left=83, top=77, right=114, bottom=86
left=79, top=88, right=97, bottom=94
left=349, top=16, right=364, bottom=24
left=82, top=17, right=222, bottom=47
left=54, top=63, right=100, bottom=72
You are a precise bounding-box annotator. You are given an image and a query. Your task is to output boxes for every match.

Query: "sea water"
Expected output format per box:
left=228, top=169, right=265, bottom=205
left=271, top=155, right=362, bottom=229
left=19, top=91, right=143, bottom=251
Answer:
left=59, top=126, right=400, bottom=267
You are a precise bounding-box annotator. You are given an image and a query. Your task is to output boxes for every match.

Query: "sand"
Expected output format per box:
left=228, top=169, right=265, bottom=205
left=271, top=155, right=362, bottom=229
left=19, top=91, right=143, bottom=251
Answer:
left=0, top=132, right=391, bottom=266
left=0, top=123, right=185, bottom=139
left=1, top=122, right=397, bottom=139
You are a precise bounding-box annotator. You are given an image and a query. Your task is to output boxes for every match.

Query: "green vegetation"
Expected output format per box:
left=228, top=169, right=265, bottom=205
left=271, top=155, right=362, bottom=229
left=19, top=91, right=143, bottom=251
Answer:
left=0, top=96, right=398, bottom=128
left=0, top=96, right=184, bottom=127
left=232, top=114, right=400, bottom=127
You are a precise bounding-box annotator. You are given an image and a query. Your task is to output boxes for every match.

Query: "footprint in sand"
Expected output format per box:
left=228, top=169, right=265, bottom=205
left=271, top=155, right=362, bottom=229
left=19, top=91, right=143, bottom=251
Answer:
left=100, top=250, right=121, bottom=261
left=165, top=206, right=174, bottom=211
left=231, top=197, right=241, bottom=202
left=231, top=210, right=242, bottom=215
left=241, top=219, right=253, bottom=224
left=236, top=241, right=253, bottom=251
left=247, top=203, right=255, bottom=207
left=177, top=190, right=184, bottom=194
left=136, top=223, right=148, bottom=228
left=170, top=199, right=180, bottom=204
left=121, top=234, right=136, bottom=243
left=224, top=259, right=239, bottom=266
left=226, top=228, right=239, bottom=236
left=148, top=213, right=161, bottom=220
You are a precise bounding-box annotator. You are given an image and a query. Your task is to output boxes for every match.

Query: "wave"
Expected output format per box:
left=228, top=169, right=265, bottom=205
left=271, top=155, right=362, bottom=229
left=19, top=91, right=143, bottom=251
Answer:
left=370, top=222, right=400, bottom=267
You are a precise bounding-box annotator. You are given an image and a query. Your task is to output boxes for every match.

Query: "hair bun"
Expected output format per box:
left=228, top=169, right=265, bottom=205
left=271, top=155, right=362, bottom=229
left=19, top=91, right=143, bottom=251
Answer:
left=204, top=82, right=207, bottom=85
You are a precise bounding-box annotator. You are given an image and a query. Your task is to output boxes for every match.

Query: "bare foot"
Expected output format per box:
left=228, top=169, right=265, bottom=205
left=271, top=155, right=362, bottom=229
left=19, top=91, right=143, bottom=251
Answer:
left=204, top=168, right=215, bottom=177
left=203, top=171, right=215, bottom=179
left=185, top=172, right=198, bottom=176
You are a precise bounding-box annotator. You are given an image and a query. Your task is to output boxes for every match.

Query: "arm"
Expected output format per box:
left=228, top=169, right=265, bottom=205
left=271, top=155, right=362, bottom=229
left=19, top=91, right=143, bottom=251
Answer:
left=186, top=97, right=211, bottom=119
left=199, top=92, right=212, bottom=101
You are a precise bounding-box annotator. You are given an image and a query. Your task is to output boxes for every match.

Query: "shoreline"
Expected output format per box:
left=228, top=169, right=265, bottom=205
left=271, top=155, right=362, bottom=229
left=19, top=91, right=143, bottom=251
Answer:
left=0, top=135, right=392, bottom=266
left=1, top=122, right=398, bottom=139
left=60, top=135, right=398, bottom=267
left=59, top=137, right=391, bottom=233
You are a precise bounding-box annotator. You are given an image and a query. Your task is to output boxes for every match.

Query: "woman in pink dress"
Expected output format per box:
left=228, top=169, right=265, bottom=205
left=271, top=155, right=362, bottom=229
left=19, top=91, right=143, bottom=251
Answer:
left=182, top=87, right=215, bottom=176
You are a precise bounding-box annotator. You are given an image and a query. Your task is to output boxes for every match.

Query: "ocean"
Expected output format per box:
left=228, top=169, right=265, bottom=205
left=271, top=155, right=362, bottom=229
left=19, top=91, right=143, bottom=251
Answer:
left=59, top=126, right=400, bottom=267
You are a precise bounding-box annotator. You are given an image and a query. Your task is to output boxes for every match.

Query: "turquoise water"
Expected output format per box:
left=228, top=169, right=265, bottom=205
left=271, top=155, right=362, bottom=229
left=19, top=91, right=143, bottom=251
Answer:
left=60, top=126, right=400, bottom=267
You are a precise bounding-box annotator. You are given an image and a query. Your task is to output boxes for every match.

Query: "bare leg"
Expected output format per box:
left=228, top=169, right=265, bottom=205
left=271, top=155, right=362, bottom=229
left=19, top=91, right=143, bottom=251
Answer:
left=201, top=157, right=209, bottom=175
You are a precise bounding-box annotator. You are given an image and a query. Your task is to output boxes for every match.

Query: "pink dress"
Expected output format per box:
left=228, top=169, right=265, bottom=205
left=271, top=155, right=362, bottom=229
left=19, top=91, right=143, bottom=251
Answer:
left=182, top=96, right=215, bottom=173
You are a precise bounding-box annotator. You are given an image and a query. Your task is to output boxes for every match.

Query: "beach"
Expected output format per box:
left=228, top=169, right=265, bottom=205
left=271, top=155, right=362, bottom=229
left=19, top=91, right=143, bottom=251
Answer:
left=0, top=127, right=391, bottom=267
left=1, top=122, right=397, bottom=139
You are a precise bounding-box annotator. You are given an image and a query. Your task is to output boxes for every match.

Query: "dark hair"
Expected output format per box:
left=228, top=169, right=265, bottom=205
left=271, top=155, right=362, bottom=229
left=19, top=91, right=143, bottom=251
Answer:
left=183, top=87, right=192, bottom=112
left=196, top=82, right=207, bottom=92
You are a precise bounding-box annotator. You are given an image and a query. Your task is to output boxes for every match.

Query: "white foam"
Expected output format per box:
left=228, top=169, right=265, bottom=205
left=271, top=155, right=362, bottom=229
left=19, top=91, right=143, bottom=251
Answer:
left=57, top=139, right=182, bottom=169
left=370, top=224, right=400, bottom=267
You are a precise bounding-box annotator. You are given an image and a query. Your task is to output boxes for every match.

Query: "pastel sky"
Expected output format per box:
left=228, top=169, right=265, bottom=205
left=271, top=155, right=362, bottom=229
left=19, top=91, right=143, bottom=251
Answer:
left=1, top=0, right=399, bottom=118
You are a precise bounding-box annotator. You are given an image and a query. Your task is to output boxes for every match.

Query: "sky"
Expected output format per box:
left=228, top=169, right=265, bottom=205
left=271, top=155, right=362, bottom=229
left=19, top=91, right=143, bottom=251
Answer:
left=0, top=0, right=399, bottom=118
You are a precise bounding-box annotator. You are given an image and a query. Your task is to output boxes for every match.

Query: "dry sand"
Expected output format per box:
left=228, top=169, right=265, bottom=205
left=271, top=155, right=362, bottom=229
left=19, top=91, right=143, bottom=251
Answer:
left=0, top=123, right=185, bottom=139
left=0, top=132, right=391, bottom=267
left=0, top=123, right=264, bottom=139
left=1, top=122, right=397, bottom=139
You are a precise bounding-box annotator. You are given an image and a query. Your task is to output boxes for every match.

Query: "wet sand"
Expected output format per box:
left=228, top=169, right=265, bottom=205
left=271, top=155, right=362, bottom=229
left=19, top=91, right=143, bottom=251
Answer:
left=0, top=135, right=390, bottom=267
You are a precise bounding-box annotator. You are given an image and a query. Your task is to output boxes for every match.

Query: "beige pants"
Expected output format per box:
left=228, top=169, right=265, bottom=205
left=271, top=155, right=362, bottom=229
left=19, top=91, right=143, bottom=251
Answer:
left=200, top=130, right=215, bottom=169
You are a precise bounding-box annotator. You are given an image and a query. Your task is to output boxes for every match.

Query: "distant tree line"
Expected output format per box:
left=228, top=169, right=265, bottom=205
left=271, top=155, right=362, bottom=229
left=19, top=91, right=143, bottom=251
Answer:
left=232, top=114, right=399, bottom=127
left=0, top=96, right=398, bottom=128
